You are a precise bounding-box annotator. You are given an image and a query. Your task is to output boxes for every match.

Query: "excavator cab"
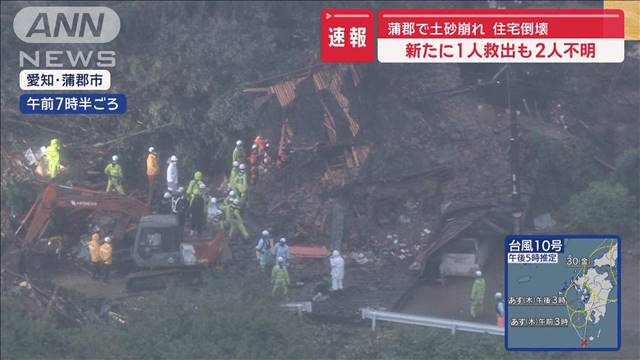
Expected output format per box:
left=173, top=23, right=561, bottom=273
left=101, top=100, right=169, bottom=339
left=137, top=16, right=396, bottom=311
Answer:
left=131, top=214, right=222, bottom=270
left=131, top=215, right=195, bottom=268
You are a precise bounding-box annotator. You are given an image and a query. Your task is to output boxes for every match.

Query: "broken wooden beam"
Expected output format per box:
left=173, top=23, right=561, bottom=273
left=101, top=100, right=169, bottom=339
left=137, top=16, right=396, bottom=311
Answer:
left=593, top=155, right=615, bottom=172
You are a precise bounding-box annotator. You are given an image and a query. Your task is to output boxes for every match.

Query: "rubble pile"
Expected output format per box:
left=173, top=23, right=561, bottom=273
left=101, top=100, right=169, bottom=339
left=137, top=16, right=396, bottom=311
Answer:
left=244, top=63, right=517, bottom=274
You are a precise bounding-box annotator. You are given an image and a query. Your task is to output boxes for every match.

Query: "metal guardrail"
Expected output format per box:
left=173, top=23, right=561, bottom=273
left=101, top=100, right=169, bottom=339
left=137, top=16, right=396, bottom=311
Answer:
left=361, top=308, right=504, bottom=336
left=281, top=302, right=313, bottom=317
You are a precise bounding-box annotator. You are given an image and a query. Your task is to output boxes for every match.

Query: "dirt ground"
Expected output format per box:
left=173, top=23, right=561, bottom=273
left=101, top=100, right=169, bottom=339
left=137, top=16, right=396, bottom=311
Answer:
left=49, top=271, right=131, bottom=301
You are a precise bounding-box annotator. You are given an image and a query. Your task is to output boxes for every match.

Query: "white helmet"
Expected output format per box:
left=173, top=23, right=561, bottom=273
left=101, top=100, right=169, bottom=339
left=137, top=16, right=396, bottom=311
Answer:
left=265, top=143, right=270, bottom=148
left=112, top=155, right=119, bottom=162
left=232, top=161, right=239, bottom=167
left=238, top=164, right=246, bottom=170
left=475, top=270, right=482, bottom=277
left=277, top=256, right=284, bottom=263
left=199, top=183, right=206, bottom=189
left=229, top=190, right=235, bottom=197
left=236, top=140, right=243, bottom=146
left=210, top=197, right=217, bottom=204
left=177, top=187, right=184, bottom=194
left=252, top=144, right=258, bottom=149
left=163, top=192, right=171, bottom=199
left=262, top=230, right=269, bottom=236
left=104, top=237, right=112, bottom=243
left=233, top=199, right=240, bottom=205
left=148, top=147, right=155, bottom=153
left=332, top=250, right=340, bottom=257
left=495, top=292, right=503, bottom=299
left=170, top=155, right=178, bottom=162
left=279, top=237, right=286, bottom=243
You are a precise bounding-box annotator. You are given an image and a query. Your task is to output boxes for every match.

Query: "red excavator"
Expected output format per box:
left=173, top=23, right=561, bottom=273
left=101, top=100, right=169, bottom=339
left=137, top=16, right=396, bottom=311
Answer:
left=13, top=184, right=227, bottom=290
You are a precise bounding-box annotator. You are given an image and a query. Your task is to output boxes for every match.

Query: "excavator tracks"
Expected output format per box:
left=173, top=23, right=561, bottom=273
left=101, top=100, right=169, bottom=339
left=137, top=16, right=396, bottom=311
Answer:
left=124, top=269, right=203, bottom=292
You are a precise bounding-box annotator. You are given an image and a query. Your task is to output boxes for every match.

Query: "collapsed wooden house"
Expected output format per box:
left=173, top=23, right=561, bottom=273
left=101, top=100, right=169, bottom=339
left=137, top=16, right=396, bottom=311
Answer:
left=242, top=63, right=525, bottom=274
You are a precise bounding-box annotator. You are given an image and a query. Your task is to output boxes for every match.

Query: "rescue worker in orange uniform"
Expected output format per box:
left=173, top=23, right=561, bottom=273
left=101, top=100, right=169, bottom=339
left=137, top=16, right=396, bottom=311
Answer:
left=88, top=226, right=102, bottom=280
left=254, top=135, right=266, bottom=155
left=146, top=147, right=159, bottom=205
left=99, top=236, right=113, bottom=283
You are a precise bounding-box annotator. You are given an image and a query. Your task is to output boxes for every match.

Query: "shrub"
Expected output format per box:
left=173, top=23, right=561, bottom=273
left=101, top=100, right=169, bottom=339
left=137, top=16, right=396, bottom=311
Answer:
left=568, top=181, right=638, bottom=237
left=1, top=296, right=70, bottom=360
left=531, top=136, right=604, bottom=207
left=614, top=148, right=640, bottom=197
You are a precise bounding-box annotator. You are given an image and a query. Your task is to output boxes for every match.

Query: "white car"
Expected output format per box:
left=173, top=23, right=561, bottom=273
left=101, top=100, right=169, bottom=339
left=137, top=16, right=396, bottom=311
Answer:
left=439, top=237, right=490, bottom=277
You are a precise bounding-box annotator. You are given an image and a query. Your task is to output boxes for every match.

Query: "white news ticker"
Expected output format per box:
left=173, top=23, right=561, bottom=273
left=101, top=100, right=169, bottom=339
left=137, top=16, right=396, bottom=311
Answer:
left=377, top=38, right=624, bottom=63
left=19, top=69, right=111, bottom=91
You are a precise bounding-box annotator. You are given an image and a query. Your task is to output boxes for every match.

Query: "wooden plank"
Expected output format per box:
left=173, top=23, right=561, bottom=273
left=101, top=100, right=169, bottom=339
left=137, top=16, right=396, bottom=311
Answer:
left=241, top=87, right=270, bottom=93
left=290, top=246, right=330, bottom=258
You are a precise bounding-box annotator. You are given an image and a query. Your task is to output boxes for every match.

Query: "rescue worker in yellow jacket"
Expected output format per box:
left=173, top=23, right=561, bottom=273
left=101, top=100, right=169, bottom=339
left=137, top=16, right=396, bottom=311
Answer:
left=88, top=227, right=102, bottom=279
left=220, top=190, right=236, bottom=229
left=227, top=198, right=249, bottom=241
left=470, top=270, right=486, bottom=319
left=45, top=138, right=61, bottom=179
left=99, top=236, right=113, bottom=283
left=189, top=183, right=207, bottom=236
left=271, top=256, right=290, bottom=298
left=232, top=140, right=245, bottom=163
left=146, top=147, right=159, bottom=204
left=186, top=171, right=205, bottom=204
left=104, top=155, right=125, bottom=194
left=229, top=161, right=239, bottom=191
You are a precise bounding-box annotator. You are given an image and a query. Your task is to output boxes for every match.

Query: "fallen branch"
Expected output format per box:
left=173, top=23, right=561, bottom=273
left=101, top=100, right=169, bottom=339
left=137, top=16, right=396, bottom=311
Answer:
left=44, top=286, right=59, bottom=319
left=241, top=63, right=324, bottom=88
left=593, top=155, right=615, bottom=172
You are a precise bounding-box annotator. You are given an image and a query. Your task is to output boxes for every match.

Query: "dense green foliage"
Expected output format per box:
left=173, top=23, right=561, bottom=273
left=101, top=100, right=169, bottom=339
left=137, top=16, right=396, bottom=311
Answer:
left=531, top=136, right=639, bottom=239
left=530, top=136, right=604, bottom=207
left=1, top=272, right=561, bottom=360
left=568, top=181, right=638, bottom=238
left=1, top=296, right=70, bottom=359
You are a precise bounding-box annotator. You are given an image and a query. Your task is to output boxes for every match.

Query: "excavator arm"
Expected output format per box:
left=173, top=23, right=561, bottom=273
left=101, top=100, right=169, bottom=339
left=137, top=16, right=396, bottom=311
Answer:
left=16, top=184, right=149, bottom=245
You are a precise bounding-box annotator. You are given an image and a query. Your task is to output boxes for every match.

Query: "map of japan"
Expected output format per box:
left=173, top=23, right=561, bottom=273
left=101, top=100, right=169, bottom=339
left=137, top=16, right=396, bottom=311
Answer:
left=506, top=236, right=621, bottom=351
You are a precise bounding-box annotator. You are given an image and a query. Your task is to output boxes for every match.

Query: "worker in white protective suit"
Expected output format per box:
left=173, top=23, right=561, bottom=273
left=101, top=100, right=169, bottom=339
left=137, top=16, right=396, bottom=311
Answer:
left=166, top=155, right=178, bottom=192
left=207, top=197, right=222, bottom=224
left=330, top=250, right=345, bottom=291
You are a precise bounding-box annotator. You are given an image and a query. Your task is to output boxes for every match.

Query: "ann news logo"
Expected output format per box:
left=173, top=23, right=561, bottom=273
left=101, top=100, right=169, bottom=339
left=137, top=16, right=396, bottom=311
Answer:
left=13, top=7, right=119, bottom=68
left=13, top=6, right=120, bottom=43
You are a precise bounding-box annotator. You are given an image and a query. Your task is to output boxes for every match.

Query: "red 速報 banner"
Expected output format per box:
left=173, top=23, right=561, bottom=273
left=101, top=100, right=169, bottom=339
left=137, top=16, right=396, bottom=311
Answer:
left=322, top=9, right=375, bottom=63
left=377, top=9, right=625, bottom=63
